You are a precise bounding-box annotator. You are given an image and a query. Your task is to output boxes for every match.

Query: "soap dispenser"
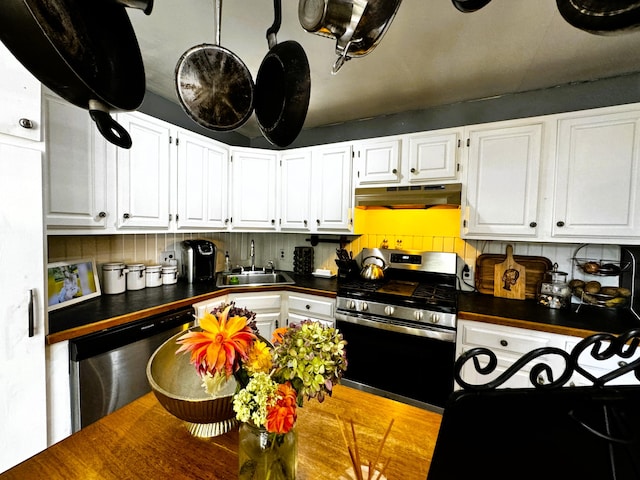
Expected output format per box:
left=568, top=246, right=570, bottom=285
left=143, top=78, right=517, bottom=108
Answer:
left=224, top=251, right=231, bottom=273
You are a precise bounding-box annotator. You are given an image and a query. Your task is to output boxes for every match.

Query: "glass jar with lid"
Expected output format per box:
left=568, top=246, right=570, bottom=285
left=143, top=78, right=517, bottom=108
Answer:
left=538, top=263, right=571, bottom=310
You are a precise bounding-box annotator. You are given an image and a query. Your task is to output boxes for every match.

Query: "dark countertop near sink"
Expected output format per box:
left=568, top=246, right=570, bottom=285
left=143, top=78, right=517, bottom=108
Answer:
left=47, top=272, right=339, bottom=343
left=48, top=274, right=639, bottom=344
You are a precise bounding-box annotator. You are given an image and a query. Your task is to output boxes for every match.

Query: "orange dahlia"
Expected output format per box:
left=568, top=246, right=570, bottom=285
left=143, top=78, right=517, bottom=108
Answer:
left=176, top=305, right=256, bottom=377
left=266, top=382, right=298, bottom=434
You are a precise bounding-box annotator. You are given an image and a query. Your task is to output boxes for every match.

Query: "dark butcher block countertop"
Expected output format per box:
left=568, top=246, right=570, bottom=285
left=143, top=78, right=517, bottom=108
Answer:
left=47, top=273, right=639, bottom=344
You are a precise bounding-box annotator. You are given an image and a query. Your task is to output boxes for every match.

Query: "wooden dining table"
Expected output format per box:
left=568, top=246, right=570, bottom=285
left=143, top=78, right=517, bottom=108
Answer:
left=1, top=385, right=442, bottom=479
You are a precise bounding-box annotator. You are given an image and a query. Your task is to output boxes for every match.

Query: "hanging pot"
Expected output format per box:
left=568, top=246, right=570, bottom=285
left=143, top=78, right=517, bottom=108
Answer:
left=451, top=0, right=492, bottom=13
left=175, top=0, right=254, bottom=132
left=298, top=0, right=402, bottom=74
left=556, top=0, right=640, bottom=34
left=0, top=0, right=152, bottom=149
left=254, top=0, right=311, bottom=147
left=360, top=256, right=387, bottom=281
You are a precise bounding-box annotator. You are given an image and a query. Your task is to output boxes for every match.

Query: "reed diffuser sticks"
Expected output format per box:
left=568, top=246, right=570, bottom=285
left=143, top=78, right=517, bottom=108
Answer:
left=336, top=415, right=395, bottom=480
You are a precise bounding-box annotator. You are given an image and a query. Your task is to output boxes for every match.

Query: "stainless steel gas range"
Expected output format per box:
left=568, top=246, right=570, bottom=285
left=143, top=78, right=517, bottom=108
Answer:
left=335, top=248, right=459, bottom=412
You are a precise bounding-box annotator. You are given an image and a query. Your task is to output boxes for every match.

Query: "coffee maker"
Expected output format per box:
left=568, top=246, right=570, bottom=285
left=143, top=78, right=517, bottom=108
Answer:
left=182, top=240, right=216, bottom=283
left=620, top=246, right=640, bottom=320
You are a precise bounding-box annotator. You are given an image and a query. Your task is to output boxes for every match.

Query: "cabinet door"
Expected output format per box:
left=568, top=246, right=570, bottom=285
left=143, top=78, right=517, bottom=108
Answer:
left=230, top=148, right=278, bottom=230
left=0, top=43, right=41, bottom=141
left=312, top=144, right=353, bottom=232
left=280, top=149, right=313, bottom=231
left=462, top=122, right=543, bottom=238
left=552, top=110, right=640, bottom=241
left=406, top=130, right=460, bottom=183
left=0, top=144, right=47, bottom=472
left=354, top=138, right=401, bottom=185
left=116, top=113, right=171, bottom=229
left=43, top=94, right=111, bottom=229
left=176, top=130, right=229, bottom=230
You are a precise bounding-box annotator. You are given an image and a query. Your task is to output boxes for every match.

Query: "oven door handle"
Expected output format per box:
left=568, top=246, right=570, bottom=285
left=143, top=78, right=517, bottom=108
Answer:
left=335, top=312, right=456, bottom=342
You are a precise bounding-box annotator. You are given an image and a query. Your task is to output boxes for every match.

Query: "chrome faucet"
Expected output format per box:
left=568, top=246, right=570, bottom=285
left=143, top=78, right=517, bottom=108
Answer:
left=250, top=239, right=255, bottom=271
left=266, top=260, right=275, bottom=273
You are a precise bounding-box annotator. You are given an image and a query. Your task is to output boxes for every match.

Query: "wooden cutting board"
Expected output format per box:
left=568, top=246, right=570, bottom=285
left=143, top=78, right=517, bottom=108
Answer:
left=476, top=252, right=552, bottom=299
left=493, top=245, right=526, bottom=300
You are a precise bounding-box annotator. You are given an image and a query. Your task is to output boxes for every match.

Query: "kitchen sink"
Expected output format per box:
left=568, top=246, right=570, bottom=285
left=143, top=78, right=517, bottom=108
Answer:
left=216, top=270, right=295, bottom=287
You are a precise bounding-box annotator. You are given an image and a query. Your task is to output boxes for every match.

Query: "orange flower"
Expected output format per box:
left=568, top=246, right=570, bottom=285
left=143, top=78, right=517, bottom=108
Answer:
left=271, top=327, right=288, bottom=345
left=266, top=382, right=298, bottom=434
left=176, top=306, right=256, bottom=377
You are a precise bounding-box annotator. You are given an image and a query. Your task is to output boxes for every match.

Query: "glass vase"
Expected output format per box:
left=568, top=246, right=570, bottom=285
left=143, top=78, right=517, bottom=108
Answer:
left=238, top=422, right=298, bottom=480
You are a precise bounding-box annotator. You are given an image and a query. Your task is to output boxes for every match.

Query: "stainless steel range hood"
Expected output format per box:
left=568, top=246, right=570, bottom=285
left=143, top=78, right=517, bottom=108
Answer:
left=355, top=184, right=462, bottom=209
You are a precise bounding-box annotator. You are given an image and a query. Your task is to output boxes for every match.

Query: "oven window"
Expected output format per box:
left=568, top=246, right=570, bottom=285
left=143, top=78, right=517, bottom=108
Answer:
left=337, top=319, right=455, bottom=408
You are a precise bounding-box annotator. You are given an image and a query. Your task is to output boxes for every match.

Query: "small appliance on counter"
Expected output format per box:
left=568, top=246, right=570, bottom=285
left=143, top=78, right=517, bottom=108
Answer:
left=182, top=240, right=217, bottom=283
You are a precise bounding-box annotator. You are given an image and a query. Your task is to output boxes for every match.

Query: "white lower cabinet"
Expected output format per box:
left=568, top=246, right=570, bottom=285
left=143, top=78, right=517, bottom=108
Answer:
left=455, top=320, right=563, bottom=389
left=285, top=293, right=335, bottom=327
left=227, top=292, right=282, bottom=341
left=456, top=320, right=640, bottom=390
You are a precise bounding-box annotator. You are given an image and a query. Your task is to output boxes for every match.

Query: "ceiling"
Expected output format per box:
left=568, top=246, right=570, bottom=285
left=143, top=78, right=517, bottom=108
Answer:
left=127, top=0, right=640, bottom=139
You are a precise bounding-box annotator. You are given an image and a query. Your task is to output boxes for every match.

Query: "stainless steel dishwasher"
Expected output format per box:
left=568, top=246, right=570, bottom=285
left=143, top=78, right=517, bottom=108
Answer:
left=69, top=307, right=194, bottom=432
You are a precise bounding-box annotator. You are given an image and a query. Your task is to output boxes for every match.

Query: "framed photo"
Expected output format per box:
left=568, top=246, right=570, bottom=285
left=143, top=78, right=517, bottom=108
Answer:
left=47, top=259, right=101, bottom=311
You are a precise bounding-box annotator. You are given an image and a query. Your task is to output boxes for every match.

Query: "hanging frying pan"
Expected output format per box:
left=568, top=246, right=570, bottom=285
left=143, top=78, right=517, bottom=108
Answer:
left=451, top=0, right=492, bottom=13
left=255, top=0, right=311, bottom=147
left=556, top=0, right=640, bottom=34
left=0, top=0, right=152, bottom=149
left=175, top=0, right=254, bottom=132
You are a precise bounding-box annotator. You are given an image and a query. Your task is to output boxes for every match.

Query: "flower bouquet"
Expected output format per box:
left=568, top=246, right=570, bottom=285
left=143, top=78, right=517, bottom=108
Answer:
left=176, top=302, right=348, bottom=480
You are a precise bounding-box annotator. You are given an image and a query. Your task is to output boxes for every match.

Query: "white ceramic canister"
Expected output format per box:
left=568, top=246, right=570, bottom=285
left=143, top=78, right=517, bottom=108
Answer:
left=162, top=265, right=178, bottom=285
left=145, top=265, right=162, bottom=288
left=125, top=263, right=146, bottom=291
left=102, top=262, right=127, bottom=294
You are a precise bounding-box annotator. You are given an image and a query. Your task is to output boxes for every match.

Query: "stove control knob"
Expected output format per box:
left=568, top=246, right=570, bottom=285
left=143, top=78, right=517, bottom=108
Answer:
left=414, top=311, right=424, bottom=321
left=384, top=306, right=395, bottom=316
left=430, top=313, right=440, bottom=324
left=347, top=300, right=357, bottom=310
left=360, top=302, right=369, bottom=312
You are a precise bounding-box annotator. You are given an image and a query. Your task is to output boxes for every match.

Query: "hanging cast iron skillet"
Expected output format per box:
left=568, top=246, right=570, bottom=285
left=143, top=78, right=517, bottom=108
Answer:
left=175, top=0, right=254, bottom=132
left=556, top=0, right=640, bottom=34
left=0, top=0, right=152, bottom=149
left=254, top=0, right=311, bottom=147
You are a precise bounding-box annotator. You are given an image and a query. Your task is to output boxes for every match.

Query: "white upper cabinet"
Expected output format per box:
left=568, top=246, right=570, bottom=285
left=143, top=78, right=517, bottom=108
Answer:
left=116, top=112, right=172, bottom=230
left=551, top=107, right=640, bottom=242
left=176, top=129, right=229, bottom=230
left=44, top=92, right=112, bottom=230
left=0, top=43, right=41, bottom=142
left=354, top=129, right=460, bottom=187
left=280, top=148, right=313, bottom=231
left=462, top=120, right=544, bottom=239
left=312, top=144, right=353, bottom=232
left=405, top=129, right=460, bottom=183
left=354, top=138, right=401, bottom=185
left=230, top=147, right=279, bottom=230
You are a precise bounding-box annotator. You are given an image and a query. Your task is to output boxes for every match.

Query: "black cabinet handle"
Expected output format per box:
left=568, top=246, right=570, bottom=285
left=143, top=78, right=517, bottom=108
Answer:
left=500, top=339, right=508, bottom=347
left=19, top=118, right=34, bottom=129
left=556, top=221, right=565, bottom=227
left=123, top=213, right=130, bottom=219
left=28, top=289, right=35, bottom=337
left=392, top=168, right=397, bottom=174
left=529, top=221, right=537, bottom=228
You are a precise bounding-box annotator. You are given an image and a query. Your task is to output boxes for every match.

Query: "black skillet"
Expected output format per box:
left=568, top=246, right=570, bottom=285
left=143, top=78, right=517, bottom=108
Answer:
left=175, top=0, right=254, bottom=132
left=255, top=0, right=311, bottom=147
left=0, top=0, right=152, bottom=149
